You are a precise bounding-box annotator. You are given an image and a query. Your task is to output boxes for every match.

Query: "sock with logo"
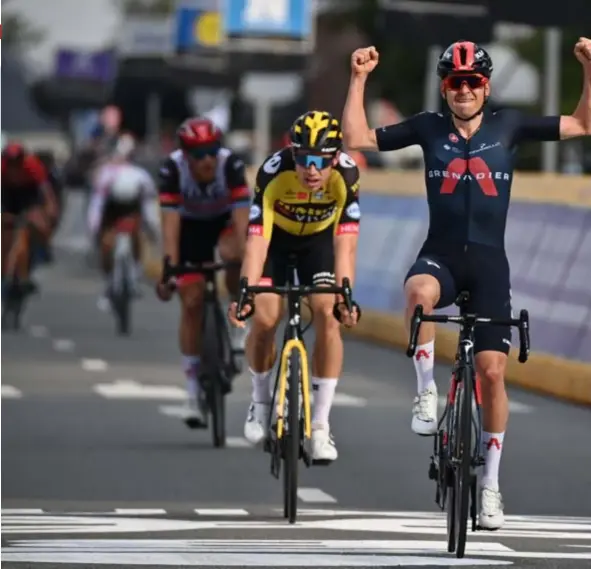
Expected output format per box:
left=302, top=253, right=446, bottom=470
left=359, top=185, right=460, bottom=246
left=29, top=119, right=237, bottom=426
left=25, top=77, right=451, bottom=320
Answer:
left=413, top=340, right=436, bottom=393
left=250, top=368, right=274, bottom=404
left=182, top=355, right=201, bottom=399
left=311, top=377, right=338, bottom=428
left=482, top=431, right=505, bottom=491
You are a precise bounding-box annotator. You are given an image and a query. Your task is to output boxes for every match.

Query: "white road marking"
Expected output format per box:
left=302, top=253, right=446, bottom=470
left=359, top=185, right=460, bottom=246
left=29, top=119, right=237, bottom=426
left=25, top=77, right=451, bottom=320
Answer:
left=113, top=509, right=167, bottom=516
left=94, top=380, right=185, bottom=400
left=438, top=396, right=533, bottom=414
left=194, top=509, right=249, bottom=516
left=1, top=385, right=23, bottom=399
left=332, top=393, right=368, bottom=407
left=297, top=488, right=337, bottom=504
left=1, top=509, right=44, bottom=514
left=28, top=325, right=48, bottom=338
left=53, top=339, right=75, bottom=352
left=0, top=539, right=517, bottom=566
left=81, top=359, right=108, bottom=372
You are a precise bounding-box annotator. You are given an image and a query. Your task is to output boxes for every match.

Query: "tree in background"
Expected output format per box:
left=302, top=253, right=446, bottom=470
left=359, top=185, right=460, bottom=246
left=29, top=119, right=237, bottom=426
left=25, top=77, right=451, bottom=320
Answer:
left=2, top=0, right=45, bottom=52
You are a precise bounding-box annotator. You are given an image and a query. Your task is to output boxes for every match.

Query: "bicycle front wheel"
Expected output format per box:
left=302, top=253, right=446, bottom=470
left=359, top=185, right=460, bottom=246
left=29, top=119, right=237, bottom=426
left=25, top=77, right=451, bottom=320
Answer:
left=450, top=367, right=473, bottom=558
left=283, top=349, right=302, bottom=524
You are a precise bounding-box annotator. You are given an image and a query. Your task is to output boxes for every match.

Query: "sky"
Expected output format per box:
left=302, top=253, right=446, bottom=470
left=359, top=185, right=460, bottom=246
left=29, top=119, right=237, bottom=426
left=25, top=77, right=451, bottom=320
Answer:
left=7, top=0, right=121, bottom=73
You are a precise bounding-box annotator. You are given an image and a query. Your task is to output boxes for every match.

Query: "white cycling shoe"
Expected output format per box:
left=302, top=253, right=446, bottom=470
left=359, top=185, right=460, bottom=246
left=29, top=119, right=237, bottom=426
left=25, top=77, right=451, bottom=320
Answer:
left=311, top=425, right=338, bottom=463
left=244, top=402, right=270, bottom=445
left=182, top=396, right=207, bottom=429
left=411, top=386, right=439, bottom=436
left=478, top=484, right=505, bottom=530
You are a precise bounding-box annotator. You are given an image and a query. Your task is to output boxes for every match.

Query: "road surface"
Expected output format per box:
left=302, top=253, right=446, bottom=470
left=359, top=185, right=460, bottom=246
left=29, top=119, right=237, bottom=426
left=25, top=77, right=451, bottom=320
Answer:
left=2, top=250, right=591, bottom=568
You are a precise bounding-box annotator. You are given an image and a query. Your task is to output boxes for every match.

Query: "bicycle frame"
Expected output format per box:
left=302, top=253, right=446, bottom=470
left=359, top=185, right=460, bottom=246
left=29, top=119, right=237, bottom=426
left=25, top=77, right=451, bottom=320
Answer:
left=407, top=296, right=531, bottom=558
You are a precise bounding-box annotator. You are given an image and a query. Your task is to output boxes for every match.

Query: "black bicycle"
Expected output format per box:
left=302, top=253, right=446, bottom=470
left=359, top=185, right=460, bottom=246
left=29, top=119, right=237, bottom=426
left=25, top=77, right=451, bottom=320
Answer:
left=2, top=214, right=37, bottom=331
left=162, top=258, right=244, bottom=448
left=406, top=291, right=530, bottom=559
left=236, top=257, right=359, bottom=524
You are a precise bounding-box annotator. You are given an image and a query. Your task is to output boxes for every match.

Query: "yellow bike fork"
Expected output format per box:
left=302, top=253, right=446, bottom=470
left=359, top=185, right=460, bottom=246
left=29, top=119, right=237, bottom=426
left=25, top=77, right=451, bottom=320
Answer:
left=275, top=338, right=312, bottom=441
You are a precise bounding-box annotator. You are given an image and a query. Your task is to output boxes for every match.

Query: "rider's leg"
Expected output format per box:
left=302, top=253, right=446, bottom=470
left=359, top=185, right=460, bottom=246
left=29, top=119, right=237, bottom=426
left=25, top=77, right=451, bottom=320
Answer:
left=472, top=249, right=512, bottom=529
left=178, top=279, right=207, bottom=423
left=175, top=218, right=221, bottom=425
left=242, top=245, right=283, bottom=444
left=1, top=215, right=16, bottom=279
left=308, top=288, right=343, bottom=462
left=218, top=225, right=247, bottom=349
left=22, top=207, right=50, bottom=285
left=218, top=226, right=242, bottom=299
left=404, top=253, right=456, bottom=435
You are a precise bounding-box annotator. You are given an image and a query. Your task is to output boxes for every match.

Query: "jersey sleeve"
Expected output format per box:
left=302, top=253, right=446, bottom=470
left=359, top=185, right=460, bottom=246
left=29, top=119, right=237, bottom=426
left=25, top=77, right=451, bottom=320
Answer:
left=375, top=112, right=427, bottom=151
left=334, top=153, right=361, bottom=236
left=224, top=153, right=251, bottom=207
left=157, top=158, right=182, bottom=211
left=505, top=109, right=561, bottom=145
left=247, top=162, right=277, bottom=240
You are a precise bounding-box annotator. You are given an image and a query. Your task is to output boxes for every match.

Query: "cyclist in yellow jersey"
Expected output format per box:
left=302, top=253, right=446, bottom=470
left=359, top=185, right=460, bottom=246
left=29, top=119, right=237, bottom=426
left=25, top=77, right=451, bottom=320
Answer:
left=228, top=111, right=361, bottom=462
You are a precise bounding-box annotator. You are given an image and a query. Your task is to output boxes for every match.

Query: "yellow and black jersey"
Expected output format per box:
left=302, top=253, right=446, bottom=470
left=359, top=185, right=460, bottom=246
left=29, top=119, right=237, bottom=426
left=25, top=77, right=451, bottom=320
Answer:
left=248, top=147, right=361, bottom=240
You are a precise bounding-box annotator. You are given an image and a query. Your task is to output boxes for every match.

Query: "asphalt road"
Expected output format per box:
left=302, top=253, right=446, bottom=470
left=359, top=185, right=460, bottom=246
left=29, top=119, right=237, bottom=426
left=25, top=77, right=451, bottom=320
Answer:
left=2, top=250, right=591, bottom=568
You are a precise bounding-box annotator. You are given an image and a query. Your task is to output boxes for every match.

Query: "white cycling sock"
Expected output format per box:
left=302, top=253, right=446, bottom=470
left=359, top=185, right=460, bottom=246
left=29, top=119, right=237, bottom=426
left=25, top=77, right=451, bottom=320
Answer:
left=482, top=431, right=505, bottom=491
left=250, top=368, right=273, bottom=404
left=182, top=355, right=201, bottom=398
left=311, top=377, right=338, bottom=428
left=413, top=340, right=436, bottom=393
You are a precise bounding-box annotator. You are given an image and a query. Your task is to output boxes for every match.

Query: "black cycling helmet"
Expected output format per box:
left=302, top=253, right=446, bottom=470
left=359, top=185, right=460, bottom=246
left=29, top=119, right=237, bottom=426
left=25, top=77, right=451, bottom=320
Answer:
left=289, top=110, right=343, bottom=153
left=437, top=41, right=493, bottom=79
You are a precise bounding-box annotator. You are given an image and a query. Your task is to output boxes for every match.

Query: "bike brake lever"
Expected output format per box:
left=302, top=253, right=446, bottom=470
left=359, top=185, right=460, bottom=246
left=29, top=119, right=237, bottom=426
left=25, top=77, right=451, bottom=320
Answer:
left=406, top=305, right=423, bottom=357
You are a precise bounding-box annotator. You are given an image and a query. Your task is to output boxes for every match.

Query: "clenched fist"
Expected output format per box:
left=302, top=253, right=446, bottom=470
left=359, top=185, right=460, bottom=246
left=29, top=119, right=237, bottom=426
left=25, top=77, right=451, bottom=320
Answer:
left=351, top=46, right=379, bottom=77
left=574, top=37, right=591, bottom=68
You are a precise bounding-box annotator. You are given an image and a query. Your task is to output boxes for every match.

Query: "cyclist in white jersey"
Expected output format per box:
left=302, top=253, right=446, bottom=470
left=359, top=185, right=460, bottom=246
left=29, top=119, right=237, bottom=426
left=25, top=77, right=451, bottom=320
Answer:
left=88, top=134, right=158, bottom=310
left=156, top=117, right=251, bottom=428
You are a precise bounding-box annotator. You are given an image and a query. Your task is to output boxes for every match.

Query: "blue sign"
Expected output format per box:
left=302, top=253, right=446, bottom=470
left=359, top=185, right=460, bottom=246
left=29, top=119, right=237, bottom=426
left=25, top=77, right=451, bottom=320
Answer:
left=223, top=0, right=311, bottom=39
left=54, top=49, right=116, bottom=82
left=175, top=1, right=223, bottom=51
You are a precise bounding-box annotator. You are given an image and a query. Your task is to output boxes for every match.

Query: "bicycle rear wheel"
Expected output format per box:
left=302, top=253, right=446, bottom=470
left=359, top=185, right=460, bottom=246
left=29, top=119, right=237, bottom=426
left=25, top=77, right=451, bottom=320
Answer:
left=449, top=367, right=473, bottom=558
left=283, top=349, right=301, bottom=524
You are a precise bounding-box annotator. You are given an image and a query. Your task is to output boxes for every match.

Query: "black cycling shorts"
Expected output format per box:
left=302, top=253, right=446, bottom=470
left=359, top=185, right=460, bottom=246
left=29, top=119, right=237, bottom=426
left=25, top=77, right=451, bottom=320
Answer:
left=101, top=197, right=142, bottom=231
left=1, top=185, right=43, bottom=216
left=179, top=213, right=232, bottom=265
left=405, top=241, right=512, bottom=355
left=262, top=225, right=335, bottom=286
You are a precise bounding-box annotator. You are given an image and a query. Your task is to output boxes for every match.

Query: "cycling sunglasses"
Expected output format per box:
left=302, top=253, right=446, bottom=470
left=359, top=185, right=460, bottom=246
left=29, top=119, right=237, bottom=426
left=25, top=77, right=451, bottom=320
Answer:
left=444, top=74, right=488, bottom=91
left=185, top=142, right=221, bottom=160
left=293, top=151, right=335, bottom=170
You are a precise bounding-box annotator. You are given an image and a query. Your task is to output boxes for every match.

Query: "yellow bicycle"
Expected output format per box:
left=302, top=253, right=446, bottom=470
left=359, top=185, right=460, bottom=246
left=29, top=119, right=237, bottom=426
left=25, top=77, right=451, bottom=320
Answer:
left=237, top=259, right=357, bottom=524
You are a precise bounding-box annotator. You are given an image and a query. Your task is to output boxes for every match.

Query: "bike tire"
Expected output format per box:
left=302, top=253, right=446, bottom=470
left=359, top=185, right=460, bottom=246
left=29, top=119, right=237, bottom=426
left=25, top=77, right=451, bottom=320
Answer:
left=453, top=367, right=473, bottom=558
left=202, top=301, right=227, bottom=447
left=284, top=349, right=301, bottom=524
left=116, top=270, right=131, bottom=336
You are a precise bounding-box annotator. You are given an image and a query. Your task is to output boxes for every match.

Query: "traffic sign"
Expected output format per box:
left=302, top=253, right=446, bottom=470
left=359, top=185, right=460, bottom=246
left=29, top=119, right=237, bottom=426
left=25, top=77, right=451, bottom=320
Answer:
left=222, top=0, right=314, bottom=54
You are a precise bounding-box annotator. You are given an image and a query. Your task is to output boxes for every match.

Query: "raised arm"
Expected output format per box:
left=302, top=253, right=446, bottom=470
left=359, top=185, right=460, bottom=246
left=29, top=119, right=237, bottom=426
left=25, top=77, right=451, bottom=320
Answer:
left=560, top=37, right=591, bottom=140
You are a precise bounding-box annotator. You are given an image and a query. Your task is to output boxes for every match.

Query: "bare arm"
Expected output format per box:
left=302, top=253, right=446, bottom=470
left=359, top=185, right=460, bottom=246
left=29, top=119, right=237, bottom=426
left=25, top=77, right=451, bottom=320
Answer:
left=342, top=75, right=378, bottom=151
left=560, top=67, right=591, bottom=139
left=240, top=234, right=270, bottom=286
left=161, top=210, right=181, bottom=265
left=334, top=233, right=358, bottom=289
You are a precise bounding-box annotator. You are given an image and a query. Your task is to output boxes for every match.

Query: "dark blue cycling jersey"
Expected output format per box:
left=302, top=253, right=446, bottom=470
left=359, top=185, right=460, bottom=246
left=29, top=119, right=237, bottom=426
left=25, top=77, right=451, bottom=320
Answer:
left=375, top=109, right=561, bottom=249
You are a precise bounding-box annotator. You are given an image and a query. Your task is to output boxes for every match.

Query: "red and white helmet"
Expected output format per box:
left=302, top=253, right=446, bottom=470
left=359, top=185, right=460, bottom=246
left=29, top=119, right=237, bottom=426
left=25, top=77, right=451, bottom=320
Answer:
left=177, top=117, right=222, bottom=149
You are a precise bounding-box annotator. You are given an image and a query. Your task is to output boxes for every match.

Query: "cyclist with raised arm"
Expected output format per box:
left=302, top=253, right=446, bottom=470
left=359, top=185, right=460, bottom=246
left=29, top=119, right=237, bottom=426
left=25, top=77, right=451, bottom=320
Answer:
left=157, top=117, right=251, bottom=428
left=342, top=38, right=591, bottom=529
left=228, top=111, right=361, bottom=463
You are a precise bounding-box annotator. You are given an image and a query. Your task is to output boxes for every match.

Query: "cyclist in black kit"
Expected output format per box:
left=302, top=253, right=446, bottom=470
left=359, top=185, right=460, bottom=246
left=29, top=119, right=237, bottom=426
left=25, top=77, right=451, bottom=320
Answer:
left=343, top=38, right=591, bottom=530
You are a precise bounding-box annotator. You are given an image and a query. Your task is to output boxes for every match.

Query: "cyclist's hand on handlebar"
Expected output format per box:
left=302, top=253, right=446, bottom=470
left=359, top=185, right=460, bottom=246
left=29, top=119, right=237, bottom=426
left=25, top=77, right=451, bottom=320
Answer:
left=227, top=301, right=251, bottom=328
left=335, top=299, right=360, bottom=328
left=155, top=280, right=175, bottom=302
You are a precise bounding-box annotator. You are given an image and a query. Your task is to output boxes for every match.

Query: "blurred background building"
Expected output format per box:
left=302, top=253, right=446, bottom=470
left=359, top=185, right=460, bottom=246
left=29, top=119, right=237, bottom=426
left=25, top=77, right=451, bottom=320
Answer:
left=2, top=0, right=591, bottom=175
